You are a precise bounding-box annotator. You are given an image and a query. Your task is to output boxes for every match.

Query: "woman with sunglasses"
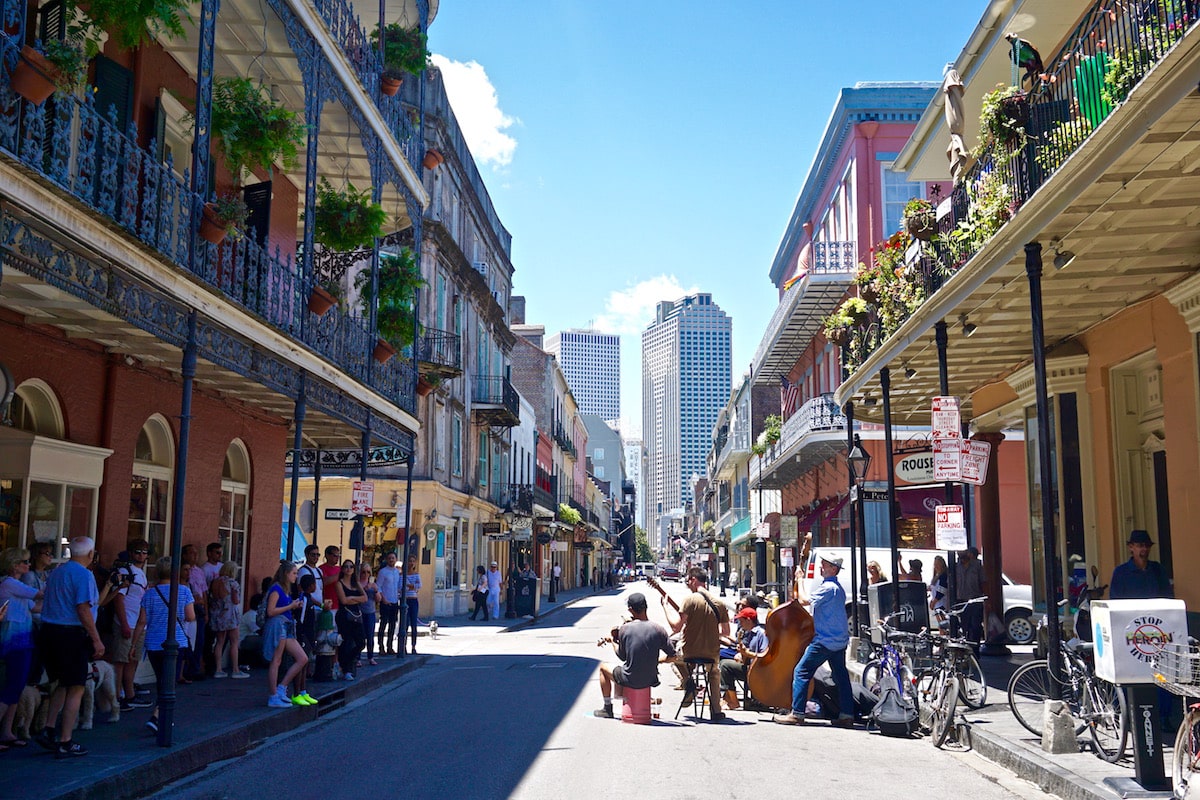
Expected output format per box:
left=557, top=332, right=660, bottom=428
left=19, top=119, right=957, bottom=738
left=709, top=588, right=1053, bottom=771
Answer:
left=0, top=548, right=42, bottom=748
left=334, top=561, right=367, bottom=680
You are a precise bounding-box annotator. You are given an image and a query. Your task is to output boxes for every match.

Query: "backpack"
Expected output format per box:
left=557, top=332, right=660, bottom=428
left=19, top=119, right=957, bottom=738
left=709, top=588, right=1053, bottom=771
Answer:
left=811, top=665, right=878, bottom=720
left=868, top=673, right=919, bottom=737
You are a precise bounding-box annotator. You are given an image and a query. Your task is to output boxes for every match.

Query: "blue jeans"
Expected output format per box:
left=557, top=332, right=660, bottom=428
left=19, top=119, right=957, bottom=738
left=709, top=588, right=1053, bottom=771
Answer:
left=791, top=643, right=853, bottom=718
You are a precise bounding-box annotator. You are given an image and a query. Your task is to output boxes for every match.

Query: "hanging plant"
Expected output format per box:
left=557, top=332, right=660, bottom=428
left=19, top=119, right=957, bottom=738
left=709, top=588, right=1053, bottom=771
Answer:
left=902, top=197, right=937, bottom=240
left=558, top=503, right=582, bottom=526
left=355, top=248, right=426, bottom=347
left=978, top=84, right=1029, bottom=150
left=1034, top=118, right=1094, bottom=174
left=199, top=191, right=250, bottom=244
left=314, top=179, right=387, bottom=252
left=307, top=279, right=344, bottom=316
left=10, top=10, right=101, bottom=104
left=203, top=77, right=305, bottom=181
left=370, top=23, right=430, bottom=80
left=85, top=0, right=191, bottom=49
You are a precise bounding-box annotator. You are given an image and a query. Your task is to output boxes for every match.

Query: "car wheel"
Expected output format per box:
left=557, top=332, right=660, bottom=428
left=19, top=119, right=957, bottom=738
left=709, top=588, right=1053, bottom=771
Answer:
left=1005, top=610, right=1035, bottom=645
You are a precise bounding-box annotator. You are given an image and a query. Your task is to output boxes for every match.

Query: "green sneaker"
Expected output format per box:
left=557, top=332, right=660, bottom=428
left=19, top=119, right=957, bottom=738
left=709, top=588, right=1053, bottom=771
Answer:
left=291, top=695, right=308, bottom=707
left=299, top=693, right=318, bottom=706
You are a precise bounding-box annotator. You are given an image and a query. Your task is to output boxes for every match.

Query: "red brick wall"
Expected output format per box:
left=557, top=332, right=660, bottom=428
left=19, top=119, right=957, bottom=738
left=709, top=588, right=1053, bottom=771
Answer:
left=0, top=309, right=288, bottom=594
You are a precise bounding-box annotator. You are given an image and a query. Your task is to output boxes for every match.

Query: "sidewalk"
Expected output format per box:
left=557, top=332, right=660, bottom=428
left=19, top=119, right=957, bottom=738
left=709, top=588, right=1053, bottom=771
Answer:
left=9, top=584, right=608, bottom=800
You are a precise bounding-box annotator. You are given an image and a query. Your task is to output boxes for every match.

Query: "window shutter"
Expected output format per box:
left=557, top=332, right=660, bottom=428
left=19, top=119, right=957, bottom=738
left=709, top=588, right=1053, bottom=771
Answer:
left=242, top=181, right=272, bottom=248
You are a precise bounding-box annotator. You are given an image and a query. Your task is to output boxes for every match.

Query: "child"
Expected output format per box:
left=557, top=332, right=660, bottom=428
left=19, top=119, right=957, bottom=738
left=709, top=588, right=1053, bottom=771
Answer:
left=291, top=574, right=322, bottom=705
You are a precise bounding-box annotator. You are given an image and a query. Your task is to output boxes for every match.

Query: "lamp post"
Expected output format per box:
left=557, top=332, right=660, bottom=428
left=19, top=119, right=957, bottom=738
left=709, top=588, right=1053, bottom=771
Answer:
left=502, top=503, right=517, bottom=619
left=847, top=433, right=871, bottom=636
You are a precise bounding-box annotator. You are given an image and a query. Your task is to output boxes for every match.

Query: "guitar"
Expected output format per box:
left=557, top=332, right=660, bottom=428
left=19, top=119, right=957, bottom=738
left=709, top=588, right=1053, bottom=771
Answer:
left=645, top=577, right=681, bottom=612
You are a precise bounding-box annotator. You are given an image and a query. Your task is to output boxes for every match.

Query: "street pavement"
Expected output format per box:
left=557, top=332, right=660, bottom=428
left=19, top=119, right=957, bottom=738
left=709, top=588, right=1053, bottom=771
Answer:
left=7, top=581, right=1166, bottom=800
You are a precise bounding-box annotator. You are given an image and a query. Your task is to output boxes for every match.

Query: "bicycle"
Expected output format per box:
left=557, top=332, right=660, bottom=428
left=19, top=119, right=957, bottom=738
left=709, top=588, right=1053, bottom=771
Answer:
left=1007, top=638, right=1128, bottom=762
left=916, top=597, right=989, bottom=709
left=1151, top=641, right=1200, bottom=798
left=860, top=612, right=920, bottom=711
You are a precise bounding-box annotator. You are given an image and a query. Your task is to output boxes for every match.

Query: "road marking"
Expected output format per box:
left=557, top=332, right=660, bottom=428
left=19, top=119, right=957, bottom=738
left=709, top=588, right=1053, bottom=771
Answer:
left=451, top=666, right=495, bottom=671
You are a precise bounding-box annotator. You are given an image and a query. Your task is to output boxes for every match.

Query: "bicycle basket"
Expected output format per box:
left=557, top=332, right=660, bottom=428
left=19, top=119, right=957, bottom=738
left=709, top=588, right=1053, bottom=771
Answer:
left=1151, top=642, right=1200, bottom=696
left=902, top=637, right=936, bottom=672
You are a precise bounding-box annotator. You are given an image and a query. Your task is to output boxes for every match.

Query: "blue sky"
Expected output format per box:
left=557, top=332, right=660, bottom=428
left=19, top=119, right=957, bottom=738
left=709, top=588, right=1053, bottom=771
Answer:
left=427, top=2, right=983, bottom=436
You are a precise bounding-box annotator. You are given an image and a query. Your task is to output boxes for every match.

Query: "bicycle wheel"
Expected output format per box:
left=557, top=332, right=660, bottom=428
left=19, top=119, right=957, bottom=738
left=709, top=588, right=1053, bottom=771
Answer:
left=957, top=651, right=988, bottom=709
left=1007, top=659, right=1087, bottom=738
left=917, top=670, right=944, bottom=732
left=1086, top=678, right=1128, bottom=763
left=932, top=674, right=959, bottom=748
left=1173, top=709, right=1200, bottom=799
left=861, top=659, right=882, bottom=694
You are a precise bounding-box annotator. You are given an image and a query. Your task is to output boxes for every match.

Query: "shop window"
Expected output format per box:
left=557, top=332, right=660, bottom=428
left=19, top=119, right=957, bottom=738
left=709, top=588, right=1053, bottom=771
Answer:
left=129, top=415, right=174, bottom=558
left=219, top=440, right=250, bottom=585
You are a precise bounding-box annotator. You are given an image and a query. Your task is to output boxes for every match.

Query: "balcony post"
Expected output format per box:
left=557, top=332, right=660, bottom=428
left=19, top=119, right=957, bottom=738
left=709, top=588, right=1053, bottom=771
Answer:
left=286, top=372, right=307, bottom=561
left=300, top=58, right=323, bottom=337
left=935, top=321, right=959, bottom=612
left=844, top=398, right=860, bottom=633
left=187, top=0, right=220, bottom=275
left=880, top=366, right=900, bottom=616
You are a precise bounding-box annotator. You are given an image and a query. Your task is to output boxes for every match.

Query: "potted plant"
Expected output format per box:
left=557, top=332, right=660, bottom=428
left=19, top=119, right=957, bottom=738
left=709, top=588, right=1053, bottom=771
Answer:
left=416, top=373, right=442, bottom=397
left=422, top=148, right=445, bottom=169
left=204, top=77, right=305, bottom=182
left=356, top=248, right=425, bottom=360
left=84, top=0, right=191, bottom=50
left=315, top=179, right=387, bottom=252
left=903, top=197, right=937, bottom=241
left=199, top=191, right=250, bottom=244
left=979, top=84, right=1029, bottom=150
left=841, top=296, right=870, bottom=326
left=306, top=279, right=343, bottom=316
left=370, top=23, right=430, bottom=95
left=11, top=14, right=101, bottom=104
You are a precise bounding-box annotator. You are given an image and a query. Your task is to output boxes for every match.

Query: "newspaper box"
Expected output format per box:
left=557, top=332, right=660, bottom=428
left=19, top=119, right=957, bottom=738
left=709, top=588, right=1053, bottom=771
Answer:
left=1091, top=599, right=1187, bottom=684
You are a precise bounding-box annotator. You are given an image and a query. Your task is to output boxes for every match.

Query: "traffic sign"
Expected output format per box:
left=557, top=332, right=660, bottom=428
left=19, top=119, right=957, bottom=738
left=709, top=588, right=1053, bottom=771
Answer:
left=351, top=481, right=374, bottom=515
left=932, top=438, right=962, bottom=482
left=960, top=439, right=992, bottom=486
left=931, top=396, right=961, bottom=439
left=324, top=508, right=354, bottom=520
left=935, top=504, right=968, bottom=550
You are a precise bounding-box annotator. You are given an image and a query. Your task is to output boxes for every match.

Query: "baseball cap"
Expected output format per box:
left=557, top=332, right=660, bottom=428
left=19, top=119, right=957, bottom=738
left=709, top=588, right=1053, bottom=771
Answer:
left=736, top=607, right=758, bottom=621
left=627, top=592, right=648, bottom=612
left=490, top=561, right=498, bottom=567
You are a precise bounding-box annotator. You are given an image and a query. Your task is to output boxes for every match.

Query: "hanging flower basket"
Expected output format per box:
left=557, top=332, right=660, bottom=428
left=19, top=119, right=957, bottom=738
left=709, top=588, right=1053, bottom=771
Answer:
left=827, top=327, right=851, bottom=347
left=199, top=203, right=228, bottom=244
left=373, top=339, right=396, bottom=364
left=416, top=376, right=435, bottom=397
left=422, top=148, right=444, bottom=169
left=10, top=46, right=59, bottom=105
left=307, top=285, right=337, bottom=316
left=860, top=283, right=880, bottom=305
left=380, top=75, right=402, bottom=96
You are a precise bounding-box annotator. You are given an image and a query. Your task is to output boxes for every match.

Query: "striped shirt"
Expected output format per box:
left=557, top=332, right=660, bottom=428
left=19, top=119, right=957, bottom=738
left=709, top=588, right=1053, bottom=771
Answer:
left=141, top=584, right=194, bottom=651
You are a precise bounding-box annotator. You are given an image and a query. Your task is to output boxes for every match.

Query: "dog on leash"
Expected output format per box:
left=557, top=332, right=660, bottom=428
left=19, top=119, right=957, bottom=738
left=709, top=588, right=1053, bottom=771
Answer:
left=13, top=660, right=120, bottom=736
left=14, top=685, right=44, bottom=740
left=427, top=620, right=439, bottom=640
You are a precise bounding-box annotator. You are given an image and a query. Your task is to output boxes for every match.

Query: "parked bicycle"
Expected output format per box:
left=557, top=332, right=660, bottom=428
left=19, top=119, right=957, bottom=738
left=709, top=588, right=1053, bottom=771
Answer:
left=913, top=598, right=989, bottom=748
left=860, top=611, right=920, bottom=711
left=1151, top=640, right=1200, bottom=798
left=1007, top=637, right=1128, bottom=762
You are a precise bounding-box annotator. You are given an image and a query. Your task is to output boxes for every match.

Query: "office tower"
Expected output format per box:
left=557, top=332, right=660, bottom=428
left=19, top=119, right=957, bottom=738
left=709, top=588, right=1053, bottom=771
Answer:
left=641, top=293, right=732, bottom=536
left=545, top=329, right=620, bottom=420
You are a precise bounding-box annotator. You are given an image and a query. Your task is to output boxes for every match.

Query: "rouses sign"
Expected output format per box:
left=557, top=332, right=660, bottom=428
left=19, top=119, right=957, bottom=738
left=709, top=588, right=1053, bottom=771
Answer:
left=895, top=452, right=935, bottom=484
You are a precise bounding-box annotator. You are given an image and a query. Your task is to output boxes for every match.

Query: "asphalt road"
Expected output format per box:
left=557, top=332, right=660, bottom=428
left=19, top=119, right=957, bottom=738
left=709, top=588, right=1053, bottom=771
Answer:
left=147, top=582, right=1045, bottom=800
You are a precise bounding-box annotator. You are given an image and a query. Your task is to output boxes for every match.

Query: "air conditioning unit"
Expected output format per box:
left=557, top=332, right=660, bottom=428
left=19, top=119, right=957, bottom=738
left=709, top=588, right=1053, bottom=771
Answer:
left=472, top=261, right=489, bottom=278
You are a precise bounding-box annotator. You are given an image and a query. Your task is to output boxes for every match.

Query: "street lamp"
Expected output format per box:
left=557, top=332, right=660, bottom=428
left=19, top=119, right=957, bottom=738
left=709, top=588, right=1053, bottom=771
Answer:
left=502, top=502, right=517, bottom=618
left=847, top=434, right=871, bottom=636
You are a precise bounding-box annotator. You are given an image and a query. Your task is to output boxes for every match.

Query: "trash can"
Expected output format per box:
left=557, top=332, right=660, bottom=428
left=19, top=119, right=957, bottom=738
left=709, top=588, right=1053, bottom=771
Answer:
left=513, top=576, right=540, bottom=617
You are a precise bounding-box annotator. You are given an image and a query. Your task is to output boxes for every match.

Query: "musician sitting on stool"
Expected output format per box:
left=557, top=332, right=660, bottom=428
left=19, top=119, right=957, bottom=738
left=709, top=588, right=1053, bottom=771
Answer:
left=662, top=567, right=731, bottom=722
left=596, top=592, right=675, bottom=719
left=719, top=606, right=767, bottom=711
left=772, top=555, right=855, bottom=728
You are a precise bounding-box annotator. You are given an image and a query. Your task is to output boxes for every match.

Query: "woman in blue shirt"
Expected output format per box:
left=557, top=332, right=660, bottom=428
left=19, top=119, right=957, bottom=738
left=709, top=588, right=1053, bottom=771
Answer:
left=0, top=547, right=43, bottom=748
left=140, top=557, right=194, bottom=733
left=263, top=562, right=309, bottom=708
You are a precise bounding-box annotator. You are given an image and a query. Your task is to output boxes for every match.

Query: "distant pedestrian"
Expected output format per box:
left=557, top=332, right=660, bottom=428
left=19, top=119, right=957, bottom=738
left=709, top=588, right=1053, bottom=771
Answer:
left=485, top=561, right=502, bottom=622
left=209, top=561, right=245, bottom=678
left=0, top=547, right=42, bottom=748
left=955, top=547, right=985, bottom=642
left=335, top=561, right=367, bottom=679
left=141, top=557, right=196, bottom=733
left=181, top=544, right=209, bottom=681
left=1110, top=529, right=1172, bottom=600
left=359, top=564, right=379, bottom=665
left=742, top=565, right=753, bottom=590
left=470, top=566, right=489, bottom=621
left=262, top=563, right=309, bottom=708
left=551, top=562, right=562, bottom=597
left=867, top=561, right=888, bottom=585
left=376, top=552, right=400, bottom=654
left=404, top=557, right=421, bottom=654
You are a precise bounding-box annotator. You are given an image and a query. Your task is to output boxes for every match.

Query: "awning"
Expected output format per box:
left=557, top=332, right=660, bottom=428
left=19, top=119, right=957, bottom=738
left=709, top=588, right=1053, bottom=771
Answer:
left=798, top=498, right=831, bottom=531
left=729, top=515, right=754, bottom=547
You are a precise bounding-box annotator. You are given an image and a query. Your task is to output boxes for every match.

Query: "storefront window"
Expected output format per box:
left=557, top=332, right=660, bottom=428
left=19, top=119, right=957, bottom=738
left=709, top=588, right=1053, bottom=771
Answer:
left=0, top=479, right=23, bottom=551
left=129, top=475, right=170, bottom=557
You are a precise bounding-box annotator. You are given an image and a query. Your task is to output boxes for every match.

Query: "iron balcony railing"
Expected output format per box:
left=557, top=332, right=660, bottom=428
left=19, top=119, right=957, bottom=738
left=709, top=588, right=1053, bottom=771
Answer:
left=850, top=0, right=1197, bottom=371
left=499, top=483, right=534, bottom=515
left=553, top=423, right=576, bottom=457
left=416, top=327, right=462, bottom=374
left=472, top=375, right=519, bottom=417
left=760, top=393, right=846, bottom=471
left=533, top=468, right=557, bottom=512
left=0, top=58, right=416, bottom=414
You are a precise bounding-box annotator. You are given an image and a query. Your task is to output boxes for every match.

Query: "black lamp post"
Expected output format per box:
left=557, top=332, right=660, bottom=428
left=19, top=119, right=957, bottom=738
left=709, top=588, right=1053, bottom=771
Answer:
left=502, top=503, right=517, bottom=619
left=847, top=433, right=871, bottom=632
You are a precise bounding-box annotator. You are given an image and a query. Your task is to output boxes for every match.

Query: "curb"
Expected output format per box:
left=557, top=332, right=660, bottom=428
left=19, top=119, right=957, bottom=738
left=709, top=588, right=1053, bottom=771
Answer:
left=51, top=655, right=430, bottom=800
left=963, top=721, right=1112, bottom=800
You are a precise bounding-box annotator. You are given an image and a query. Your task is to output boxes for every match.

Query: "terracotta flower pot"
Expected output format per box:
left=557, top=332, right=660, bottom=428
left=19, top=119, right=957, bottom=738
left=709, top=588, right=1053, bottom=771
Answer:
left=422, top=148, right=444, bottom=169
left=11, top=46, right=60, bottom=105
left=198, top=203, right=228, bottom=244
left=307, top=285, right=336, bottom=316
left=381, top=75, right=402, bottom=96
left=416, top=376, right=434, bottom=397
left=373, top=338, right=396, bottom=364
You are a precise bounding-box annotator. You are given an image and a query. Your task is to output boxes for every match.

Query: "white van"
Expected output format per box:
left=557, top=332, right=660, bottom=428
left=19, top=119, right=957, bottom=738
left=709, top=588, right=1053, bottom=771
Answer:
left=634, top=561, right=657, bottom=579
left=801, top=547, right=1035, bottom=644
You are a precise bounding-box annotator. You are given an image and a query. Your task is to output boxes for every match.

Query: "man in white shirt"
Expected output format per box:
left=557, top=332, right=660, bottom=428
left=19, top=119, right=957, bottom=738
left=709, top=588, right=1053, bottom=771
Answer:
left=376, top=552, right=400, bottom=654
left=485, top=561, right=503, bottom=621
left=202, top=542, right=223, bottom=586
left=551, top=562, right=562, bottom=601
left=297, top=545, right=324, bottom=606
left=112, top=540, right=150, bottom=711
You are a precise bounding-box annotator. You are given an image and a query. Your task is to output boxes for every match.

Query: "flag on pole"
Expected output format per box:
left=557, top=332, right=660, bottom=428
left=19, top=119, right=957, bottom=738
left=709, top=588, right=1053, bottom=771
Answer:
left=781, top=376, right=800, bottom=417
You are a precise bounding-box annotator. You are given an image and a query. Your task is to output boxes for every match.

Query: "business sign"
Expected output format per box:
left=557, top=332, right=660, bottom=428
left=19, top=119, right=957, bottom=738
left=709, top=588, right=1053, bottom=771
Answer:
left=934, top=504, right=968, bottom=550
left=931, top=396, right=961, bottom=439
left=895, top=451, right=935, bottom=485
left=960, top=439, right=992, bottom=486
left=351, top=481, right=374, bottom=515
left=482, top=522, right=502, bottom=536
left=779, top=515, right=798, bottom=546
left=537, top=531, right=553, bottom=545
left=324, top=508, right=354, bottom=521
left=932, top=439, right=962, bottom=483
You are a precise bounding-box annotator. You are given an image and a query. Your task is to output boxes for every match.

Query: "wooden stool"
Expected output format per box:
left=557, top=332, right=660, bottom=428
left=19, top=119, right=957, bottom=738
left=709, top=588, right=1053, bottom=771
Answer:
left=621, top=686, right=653, bottom=724
left=676, top=657, right=715, bottom=721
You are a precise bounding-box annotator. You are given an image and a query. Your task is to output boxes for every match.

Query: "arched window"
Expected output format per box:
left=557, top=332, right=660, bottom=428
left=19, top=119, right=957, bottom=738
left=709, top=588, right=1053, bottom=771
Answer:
left=219, top=440, right=250, bottom=583
left=10, top=379, right=65, bottom=438
left=129, top=415, right=174, bottom=558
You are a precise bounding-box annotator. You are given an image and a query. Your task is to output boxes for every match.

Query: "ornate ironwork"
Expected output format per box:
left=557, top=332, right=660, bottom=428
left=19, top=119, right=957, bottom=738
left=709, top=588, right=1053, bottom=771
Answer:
left=286, top=445, right=412, bottom=469
left=417, top=327, right=462, bottom=374
left=472, top=375, right=519, bottom=426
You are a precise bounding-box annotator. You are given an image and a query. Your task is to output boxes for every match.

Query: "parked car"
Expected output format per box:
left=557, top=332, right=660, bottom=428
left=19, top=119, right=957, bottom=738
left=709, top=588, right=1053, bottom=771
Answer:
left=658, top=566, right=682, bottom=582
left=800, top=547, right=1035, bottom=644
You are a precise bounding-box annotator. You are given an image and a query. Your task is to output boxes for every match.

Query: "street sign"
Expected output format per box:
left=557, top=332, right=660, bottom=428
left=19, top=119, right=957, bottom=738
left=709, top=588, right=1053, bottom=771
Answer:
left=931, top=396, right=961, bottom=439
left=935, top=504, right=968, bottom=550
left=324, top=508, right=354, bottom=520
left=351, top=481, right=374, bottom=515
left=932, top=438, right=962, bottom=482
left=960, top=439, right=992, bottom=486
left=537, top=532, right=553, bottom=545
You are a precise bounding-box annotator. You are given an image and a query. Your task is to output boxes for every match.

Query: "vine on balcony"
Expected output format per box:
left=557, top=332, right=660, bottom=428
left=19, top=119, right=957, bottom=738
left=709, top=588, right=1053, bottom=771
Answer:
left=751, top=414, right=782, bottom=456
left=557, top=503, right=582, bottom=526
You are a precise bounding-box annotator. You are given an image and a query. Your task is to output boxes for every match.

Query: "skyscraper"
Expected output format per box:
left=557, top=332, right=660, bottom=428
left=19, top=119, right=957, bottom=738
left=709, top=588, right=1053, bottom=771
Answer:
left=642, top=293, right=731, bottom=539
left=545, top=329, right=620, bottom=421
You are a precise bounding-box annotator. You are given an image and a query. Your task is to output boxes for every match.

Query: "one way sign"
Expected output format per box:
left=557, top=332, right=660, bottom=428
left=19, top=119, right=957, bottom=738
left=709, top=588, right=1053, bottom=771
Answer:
left=324, top=508, right=354, bottom=520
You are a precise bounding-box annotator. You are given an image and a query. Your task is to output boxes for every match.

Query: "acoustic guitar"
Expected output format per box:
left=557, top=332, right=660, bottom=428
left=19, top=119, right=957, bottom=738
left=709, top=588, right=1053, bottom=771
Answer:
left=645, top=576, right=681, bottom=612
left=746, top=533, right=815, bottom=709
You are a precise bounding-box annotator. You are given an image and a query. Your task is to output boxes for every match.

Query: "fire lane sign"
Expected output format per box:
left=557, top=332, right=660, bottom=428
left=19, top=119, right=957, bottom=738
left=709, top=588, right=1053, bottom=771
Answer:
left=351, top=481, right=374, bottom=515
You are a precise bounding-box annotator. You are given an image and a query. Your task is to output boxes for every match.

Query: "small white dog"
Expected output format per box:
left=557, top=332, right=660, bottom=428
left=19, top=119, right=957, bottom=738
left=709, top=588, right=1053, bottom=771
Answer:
left=427, top=620, right=439, bottom=640
left=14, top=685, right=43, bottom=739
left=79, top=660, right=120, bottom=730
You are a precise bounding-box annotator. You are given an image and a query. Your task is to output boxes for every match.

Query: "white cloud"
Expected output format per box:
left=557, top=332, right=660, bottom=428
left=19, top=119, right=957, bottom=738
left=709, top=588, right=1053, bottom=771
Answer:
left=594, top=275, right=701, bottom=337
left=430, top=55, right=517, bottom=168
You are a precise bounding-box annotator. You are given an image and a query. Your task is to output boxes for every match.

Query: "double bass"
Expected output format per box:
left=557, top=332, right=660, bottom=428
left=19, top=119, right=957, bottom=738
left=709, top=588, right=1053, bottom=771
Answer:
left=746, top=533, right=815, bottom=709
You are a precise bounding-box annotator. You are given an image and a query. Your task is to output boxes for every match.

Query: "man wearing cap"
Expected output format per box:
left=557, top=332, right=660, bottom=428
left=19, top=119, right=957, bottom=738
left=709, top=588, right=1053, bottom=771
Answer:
left=1111, top=530, right=1172, bottom=599
left=719, top=606, right=768, bottom=711
left=595, top=592, right=675, bottom=718
left=485, top=561, right=503, bottom=621
left=773, top=554, right=854, bottom=727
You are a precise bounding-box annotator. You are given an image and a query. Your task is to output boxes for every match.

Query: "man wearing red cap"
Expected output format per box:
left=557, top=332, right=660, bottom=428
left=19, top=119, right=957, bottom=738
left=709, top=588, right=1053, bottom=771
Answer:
left=719, top=606, right=767, bottom=711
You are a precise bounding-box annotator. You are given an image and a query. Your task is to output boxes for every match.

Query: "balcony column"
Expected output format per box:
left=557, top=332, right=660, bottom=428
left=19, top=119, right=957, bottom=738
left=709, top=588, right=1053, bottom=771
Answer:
left=398, top=425, right=415, bottom=659
left=845, top=398, right=860, bottom=629
left=187, top=0, right=220, bottom=274
left=880, top=367, right=901, bottom=615
left=286, top=372, right=307, bottom=561
left=934, top=321, right=958, bottom=611
left=299, top=57, right=324, bottom=338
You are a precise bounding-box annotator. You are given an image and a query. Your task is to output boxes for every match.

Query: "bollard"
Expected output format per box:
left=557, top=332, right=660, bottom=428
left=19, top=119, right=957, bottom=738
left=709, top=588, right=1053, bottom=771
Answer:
left=1041, top=699, right=1080, bottom=754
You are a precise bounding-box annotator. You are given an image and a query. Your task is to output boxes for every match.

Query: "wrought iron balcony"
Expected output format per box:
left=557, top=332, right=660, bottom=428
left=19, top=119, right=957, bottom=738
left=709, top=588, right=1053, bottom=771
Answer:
left=499, top=483, right=534, bottom=515
left=472, top=375, right=519, bottom=427
left=416, top=327, right=462, bottom=377
left=553, top=423, right=576, bottom=457
left=751, top=394, right=847, bottom=490
left=0, top=73, right=416, bottom=416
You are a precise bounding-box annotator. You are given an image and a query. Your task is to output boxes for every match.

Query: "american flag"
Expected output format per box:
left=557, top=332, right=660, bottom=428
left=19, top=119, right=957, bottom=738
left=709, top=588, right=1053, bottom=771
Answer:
left=781, top=376, right=800, bottom=418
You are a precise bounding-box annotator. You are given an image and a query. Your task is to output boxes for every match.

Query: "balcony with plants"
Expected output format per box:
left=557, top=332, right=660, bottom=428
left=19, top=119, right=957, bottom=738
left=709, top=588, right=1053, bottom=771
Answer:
left=833, top=0, right=1198, bottom=374
left=0, top=0, right=432, bottom=418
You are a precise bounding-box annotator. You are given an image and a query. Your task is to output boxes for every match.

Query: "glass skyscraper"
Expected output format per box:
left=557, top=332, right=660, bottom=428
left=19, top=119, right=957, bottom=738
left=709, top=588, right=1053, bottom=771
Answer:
left=545, top=329, right=621, bottom=421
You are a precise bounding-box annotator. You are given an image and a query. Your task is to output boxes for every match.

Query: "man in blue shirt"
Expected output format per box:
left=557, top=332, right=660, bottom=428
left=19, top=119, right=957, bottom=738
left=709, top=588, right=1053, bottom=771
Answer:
left=1110, top=529, right=1172, bottom=599
left=773, top=555, right=854, bottom=727
left=719, top=606, right=768, bottom=711
left=35, top=536, right=108, bottom=758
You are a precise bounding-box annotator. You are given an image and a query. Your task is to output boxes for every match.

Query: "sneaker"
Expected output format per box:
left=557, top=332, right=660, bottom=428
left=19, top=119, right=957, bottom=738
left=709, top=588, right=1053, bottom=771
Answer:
left=127, top=698, right=153, bottom=709
left=213, top=671, right=228, bottom=679
left=145, top=719, right=158, bottom=733
left=230, top=671, right=250, bottom=679
left=119, top=701, right=134, bottom=713
left=238, top=665, right=251, bottom=673
left=33, top=729, right=57, bottom=752
left=267, top=695, right=292, bottom=709
left=343, top=673, right=355, bottom=681
left=772, top=712, right=805, bottom=726
left=291, top=695, right=309, bottom=707
left=594, top=706, right=614, bottom=719
left=831, top=717, right=856, bottom=729
left=55, top=741, right=88, bottom=758
left=297, top=693, right=318, bottom=706
left=274, top=685, right=289, bottom=700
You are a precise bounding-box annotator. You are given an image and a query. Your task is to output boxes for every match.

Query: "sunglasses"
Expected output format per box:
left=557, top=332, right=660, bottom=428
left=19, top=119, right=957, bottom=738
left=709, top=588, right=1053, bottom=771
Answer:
left=18, top=559, right=31, bottom=564
left=132, top=549, right=149, bottom=554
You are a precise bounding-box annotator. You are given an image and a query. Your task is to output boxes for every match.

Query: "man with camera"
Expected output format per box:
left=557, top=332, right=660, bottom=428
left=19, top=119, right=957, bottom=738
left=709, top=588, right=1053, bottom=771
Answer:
left=110, top=540, right=151, bottom=711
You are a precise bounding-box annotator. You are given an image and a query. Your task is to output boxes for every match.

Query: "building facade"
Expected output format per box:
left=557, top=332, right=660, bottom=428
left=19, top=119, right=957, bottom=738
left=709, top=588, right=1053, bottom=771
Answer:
left=545, top=329, right=620, bottom=421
